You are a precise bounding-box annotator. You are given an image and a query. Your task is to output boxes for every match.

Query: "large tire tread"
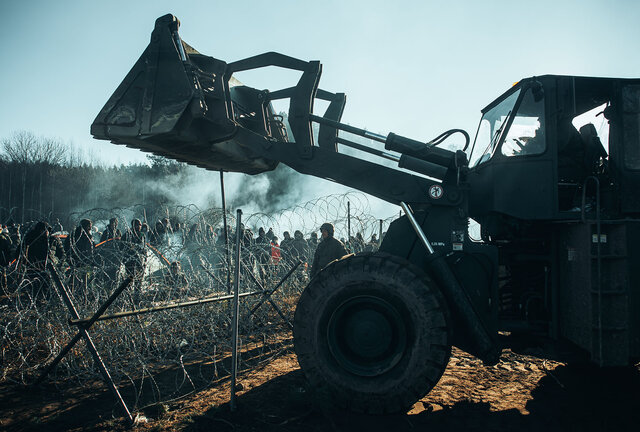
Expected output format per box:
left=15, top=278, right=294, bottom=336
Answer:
left=294, top=252, right=452, bottom=414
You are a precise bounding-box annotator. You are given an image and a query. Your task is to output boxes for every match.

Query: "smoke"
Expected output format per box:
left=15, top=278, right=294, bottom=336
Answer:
left=231, top=164, right=305, bottom=213
left=93, top=158, right=394, bottom=233
left=130, top=163, right=310, bottom=215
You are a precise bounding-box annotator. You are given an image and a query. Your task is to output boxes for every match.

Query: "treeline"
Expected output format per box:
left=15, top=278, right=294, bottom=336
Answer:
left=0, top=131, right=192, bottom=226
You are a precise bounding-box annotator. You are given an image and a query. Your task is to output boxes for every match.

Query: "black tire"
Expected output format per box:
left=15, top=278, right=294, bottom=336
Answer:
left=293, top=252, right=451, bottom=414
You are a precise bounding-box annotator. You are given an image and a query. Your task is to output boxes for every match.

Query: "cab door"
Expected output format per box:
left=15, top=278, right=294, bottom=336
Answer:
left=469, top=83, right=556, bottom=220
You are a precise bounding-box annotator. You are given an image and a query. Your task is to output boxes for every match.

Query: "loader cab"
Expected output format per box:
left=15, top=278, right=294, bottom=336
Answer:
left=467, top=75, right=640, bottom=227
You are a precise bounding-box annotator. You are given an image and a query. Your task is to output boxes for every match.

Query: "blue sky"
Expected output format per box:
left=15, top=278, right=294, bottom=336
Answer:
left=1, top=0, right=639, bottom=166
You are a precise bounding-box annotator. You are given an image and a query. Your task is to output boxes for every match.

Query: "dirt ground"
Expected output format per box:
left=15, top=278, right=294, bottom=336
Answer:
left=2, top=339, right=639, bottom=432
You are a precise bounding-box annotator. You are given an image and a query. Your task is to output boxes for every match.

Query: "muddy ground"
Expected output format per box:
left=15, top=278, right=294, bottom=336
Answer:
left=2, top=338, right=639, bottom=432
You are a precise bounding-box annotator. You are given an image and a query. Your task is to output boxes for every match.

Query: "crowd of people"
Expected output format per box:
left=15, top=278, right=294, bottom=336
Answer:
left=0, top=215, right=382, bottom=299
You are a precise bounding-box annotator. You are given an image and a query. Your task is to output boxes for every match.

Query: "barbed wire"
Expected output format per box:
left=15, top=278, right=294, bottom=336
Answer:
left=1, top=192, right=397, bottom=413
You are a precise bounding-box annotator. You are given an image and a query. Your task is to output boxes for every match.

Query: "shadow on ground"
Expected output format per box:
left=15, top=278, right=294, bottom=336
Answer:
left=185, top=364, right=640, bottom=432
left=2, top=356, right=639, bottom=432
left=0, top=338, right=292, bottom=432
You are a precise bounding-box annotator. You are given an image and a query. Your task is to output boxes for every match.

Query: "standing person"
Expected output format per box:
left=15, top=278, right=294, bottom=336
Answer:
left=353, top=232, right=365, bottom=253
left=149, top=220, right=166, bottom=246
left=141, top=223, right=151, bottom=242
left=203, top=224, right=216, bottom=246
left=52, top=218, right=64, bottom=234
left=187, top=223, right=201, bottom=246
left=242, top=227, right=254, bottom=249
left=310, top=223, right=347, bottom=278
left=21, top=221, right=50, bottom=269
left=291, top=230, right=307, bottom=262
left=97, top=217, right=122, bottom=285
left=161, top=217, right=173, bottom=246
left=20, top=222, right=62, bottom=298
left=6, top=220, right=21, bottom=259
left=92, top=226, right=102, bottom=243
left=280, top=231, right=293, bottom=264
left=67, top=219, right=95, bottom=267
left=290, top=230, right=309, bottom=281
left=101, top=217, right=122, bottom=242
left=122, top=218, right=147, bottom=299
left=306, top=231, right=318, bottom=263
left=173, top=222, right=185, bottom=245
left=255, top=227, right=270, bottom=256
left=266, top=228, right=275, bottom=242
left=0, top=226, right=13, bottom=267
left=161, top=217, right=173, bottom=235
left=123, top=219, right=145, bottom=244
left=255, top=227, right=271, bottom=280
left=364, top=234, right=379, bottom=252
left=270, top=236, right=281, bottom=266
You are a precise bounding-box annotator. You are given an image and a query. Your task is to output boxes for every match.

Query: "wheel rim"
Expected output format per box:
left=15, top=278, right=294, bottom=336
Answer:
left=326, top=293, right=408, bottom=377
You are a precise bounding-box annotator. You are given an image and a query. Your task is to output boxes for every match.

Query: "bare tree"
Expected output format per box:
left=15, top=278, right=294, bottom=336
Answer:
left=1, top=131, right=69, bottom=165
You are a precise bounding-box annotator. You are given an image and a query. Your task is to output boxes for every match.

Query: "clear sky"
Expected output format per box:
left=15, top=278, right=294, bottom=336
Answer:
left=1, top=0, right=639, bottom=167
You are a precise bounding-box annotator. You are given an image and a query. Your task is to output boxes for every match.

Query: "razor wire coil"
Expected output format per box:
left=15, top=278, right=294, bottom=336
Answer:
left=1, top=192, right=394, bottom=410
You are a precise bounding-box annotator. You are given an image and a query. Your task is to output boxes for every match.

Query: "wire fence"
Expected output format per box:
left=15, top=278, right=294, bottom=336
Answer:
left=0, top=192, right=395, bottom=414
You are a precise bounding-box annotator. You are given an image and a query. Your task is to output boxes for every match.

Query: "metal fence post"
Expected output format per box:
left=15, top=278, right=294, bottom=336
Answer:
left=220, top=171, right=231, bottom=294
left=230, top=209, right=242, bottom=411
left=347, top=201, right=351, bottom=248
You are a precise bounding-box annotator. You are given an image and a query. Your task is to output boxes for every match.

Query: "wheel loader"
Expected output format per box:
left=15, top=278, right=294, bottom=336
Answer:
left=91, top=14, right=640, bottom=414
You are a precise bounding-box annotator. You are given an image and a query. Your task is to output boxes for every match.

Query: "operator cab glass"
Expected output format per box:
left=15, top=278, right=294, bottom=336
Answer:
left=500, top=89, right=545, bottom=157
left=469, top=86, right=546, bottom=167
left=469, top=89, right=520, bottom=167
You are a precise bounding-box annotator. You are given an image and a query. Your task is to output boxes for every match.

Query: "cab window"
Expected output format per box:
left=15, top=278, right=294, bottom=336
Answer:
left=501, top=88, right=545, bottom=157
left=469, top=89, right=521, bottom=167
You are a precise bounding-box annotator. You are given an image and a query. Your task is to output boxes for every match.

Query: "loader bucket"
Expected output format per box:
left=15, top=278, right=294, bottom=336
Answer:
left=91, top=14, right=282, bottom=174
